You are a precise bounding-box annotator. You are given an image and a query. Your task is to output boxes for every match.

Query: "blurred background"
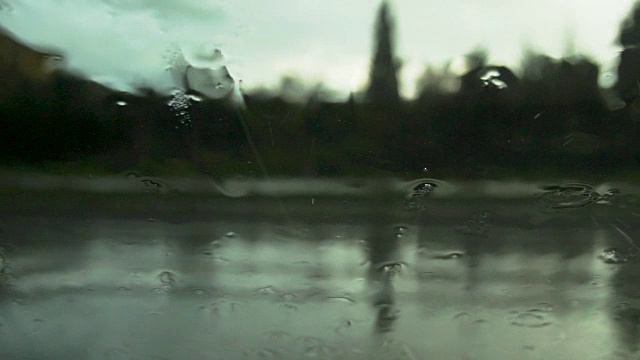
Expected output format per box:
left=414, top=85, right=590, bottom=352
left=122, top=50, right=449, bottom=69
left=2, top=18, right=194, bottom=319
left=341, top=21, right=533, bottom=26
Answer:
left=1, top=0, right=640, bottom=179
left=2, top=1, right=640, bottom=359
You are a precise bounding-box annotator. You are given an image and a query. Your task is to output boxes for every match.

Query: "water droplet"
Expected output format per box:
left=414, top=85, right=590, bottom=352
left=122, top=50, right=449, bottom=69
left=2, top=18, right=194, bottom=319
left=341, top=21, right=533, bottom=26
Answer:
left=187, top=93, right=203, bottom=102
left=202, top=299, right=242, bottom=316
left=410, top=182, right=436, bottom=197
left=536, top=302, right=555, bottom=312
left=225, top=231, right=237, bottom=238
left=282, top=293, right=296, bottom=301
left=394, top=225, right=408, bottom=238
left=192, top=288, right=207, bottom=296
left=432, top=252, right=464, bottom=260
left=334, top=318, right=354, bottom=334
left=452, top=312, right=470, bottom=322
left=254, top=285, right=280, bottom=296
left=510, top=309, right=552, bottom=328
left=606, top=188, right=622, bottom=196
left=539, top=183, right=601, bottom=209
left=326, top=296, right=356, bottom=304
left=375, top=261, right=406, bottom=275
left=140, top=178, right=166, bottom=194
left=167, top=89, right=192, bottom=129
left=599, top=248, right=634, bottom=264
left=279, top=303, right=298, bottom=312
left=158, top=271, right=176, bottom=285
left=185, top=65, right=234, bottom=99
left=152, top=287, right=168, bottom=294
left=243, top=348, right=279, bottom=360
left=116, top=100, right=127, bottom=107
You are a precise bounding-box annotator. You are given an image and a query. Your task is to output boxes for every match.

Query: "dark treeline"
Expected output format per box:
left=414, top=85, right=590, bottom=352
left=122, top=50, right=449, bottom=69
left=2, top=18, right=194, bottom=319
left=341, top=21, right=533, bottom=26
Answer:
left=1, top=1, right=640, bottom=178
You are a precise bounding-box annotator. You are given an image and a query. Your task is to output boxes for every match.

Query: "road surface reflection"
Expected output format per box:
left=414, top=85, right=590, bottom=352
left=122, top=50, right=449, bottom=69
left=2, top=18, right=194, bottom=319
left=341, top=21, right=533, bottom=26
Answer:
left=0, top=180, right=639, bottom=359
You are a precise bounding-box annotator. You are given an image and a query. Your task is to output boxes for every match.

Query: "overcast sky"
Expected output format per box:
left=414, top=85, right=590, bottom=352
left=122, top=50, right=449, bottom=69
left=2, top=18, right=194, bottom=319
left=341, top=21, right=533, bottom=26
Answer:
left=0, top=0, right=636, bottom=99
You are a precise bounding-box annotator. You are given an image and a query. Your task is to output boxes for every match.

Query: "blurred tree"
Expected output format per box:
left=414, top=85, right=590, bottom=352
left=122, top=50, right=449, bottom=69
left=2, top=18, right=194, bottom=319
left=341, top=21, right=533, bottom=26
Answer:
left=415, top=64, right=460, bottom=99
left=614, top=3, right=640, bottom=166
left=619, top=2, right=640, bottom=47
left=519, top=50, right=606, bottom=136
left=279, top=75, right=309, bottom=103
left=616, top=2, right=640, bottom=103
left=366, top=1, right=400, bottom=105
left=464, top=47, right=489, bottom=73
left=454, top=64, right=521, bottom=170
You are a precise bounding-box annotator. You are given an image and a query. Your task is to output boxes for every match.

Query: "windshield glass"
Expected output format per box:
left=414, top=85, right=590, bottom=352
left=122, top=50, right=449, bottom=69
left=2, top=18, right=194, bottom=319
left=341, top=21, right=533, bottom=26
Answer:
left=1, top=1, right=640, bottom=359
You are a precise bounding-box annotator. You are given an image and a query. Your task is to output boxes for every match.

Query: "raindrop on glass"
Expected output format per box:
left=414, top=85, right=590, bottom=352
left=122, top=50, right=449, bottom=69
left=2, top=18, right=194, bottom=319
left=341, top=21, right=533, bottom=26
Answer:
left=185, top=65, right=235, bottom=99
left=452, top=312, right=470, bottom=322
left=140, top=178, right=165, bottom=194
left=192, top=288, right=207, bottom=296
left=411, top=182, right=435, bottom=197
left=539, top=183, right=600, bottom=209
left=243, top=348, right=279, bottom=360
left=510, top=309, right=552, bottom=328
left=254, top=285, right=280, bottom=296
left=167, top=89, right=192, bottom=129
left=375, top=261, right=406, bottom=275
left=536, top=302, right=555, bottom=312
left=326, top=296, right=356, bottom=304
left=599, top=248, right=632, bottom=264
left=432, top=252, right=464, bottom=260
left=394, top=225, right=408, bottom=233
left=158, top=271, right=176, bottom=285
left=204, top=299, right=242, bottom=315
left=187, top=93, right=203, bottom=102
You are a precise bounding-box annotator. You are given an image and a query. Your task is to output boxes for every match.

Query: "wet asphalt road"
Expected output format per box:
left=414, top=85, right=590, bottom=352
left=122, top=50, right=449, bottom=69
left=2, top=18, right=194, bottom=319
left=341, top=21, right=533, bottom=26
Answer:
left=1, top=178, right=639, bottom=359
